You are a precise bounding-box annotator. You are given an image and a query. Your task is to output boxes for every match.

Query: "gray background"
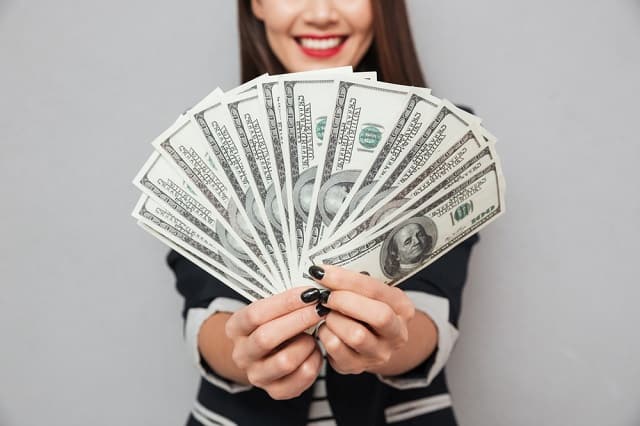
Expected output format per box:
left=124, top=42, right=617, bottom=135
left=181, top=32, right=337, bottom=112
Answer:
left=1, top=0, right=639, bottom=425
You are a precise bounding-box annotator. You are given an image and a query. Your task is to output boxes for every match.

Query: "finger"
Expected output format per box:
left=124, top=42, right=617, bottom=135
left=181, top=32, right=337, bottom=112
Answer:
left=264, top=348, right=323, bottom=400
left=324, top=311, right=379, bottom=357
left=243, top=303, right=327, bottom=361
left=246, top=335, right=317, bottom=386
left=323, top=290, right=405, bottom=340
left=308, top=264, right=414, bottom=319
left=317, top=323, right=363, bottom=375
left=226, top=286, right=322, bottom=338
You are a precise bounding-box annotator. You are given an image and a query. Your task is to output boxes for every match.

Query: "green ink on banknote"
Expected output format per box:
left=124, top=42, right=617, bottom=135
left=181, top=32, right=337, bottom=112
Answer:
left=359, top=124, right=384, bottom=149
left=453, top=201, right=473, bottom=221
left=315, top=116, right=327, bottom=140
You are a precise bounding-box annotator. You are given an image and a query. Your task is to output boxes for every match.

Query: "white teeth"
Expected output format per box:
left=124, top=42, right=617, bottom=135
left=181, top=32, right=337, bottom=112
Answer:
left=299, top=37, right=342, bottom=50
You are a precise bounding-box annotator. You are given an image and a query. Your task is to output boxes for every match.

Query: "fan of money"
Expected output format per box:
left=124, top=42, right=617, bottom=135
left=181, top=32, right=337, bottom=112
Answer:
left=132, top=67, right=505, bottom=301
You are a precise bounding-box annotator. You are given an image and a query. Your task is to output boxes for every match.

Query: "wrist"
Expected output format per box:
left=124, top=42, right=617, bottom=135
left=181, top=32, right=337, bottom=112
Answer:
left=366, top=311, right=438, bottom=377
left=199, top=312, right=250, bottom=385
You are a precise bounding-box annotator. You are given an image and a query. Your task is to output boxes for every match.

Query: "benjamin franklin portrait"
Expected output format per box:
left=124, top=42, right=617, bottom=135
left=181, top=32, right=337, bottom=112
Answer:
left=380, top=216, right=437, bottom=279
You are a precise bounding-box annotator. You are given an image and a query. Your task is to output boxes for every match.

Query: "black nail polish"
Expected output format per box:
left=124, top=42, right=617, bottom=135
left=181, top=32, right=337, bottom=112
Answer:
left=300, top=288, right=321, bottom=303
left=309, top=265, right=325, bottom=280
left=316, top=304, right=331, bottom=317
left=319, top=290, right=331, bottom=304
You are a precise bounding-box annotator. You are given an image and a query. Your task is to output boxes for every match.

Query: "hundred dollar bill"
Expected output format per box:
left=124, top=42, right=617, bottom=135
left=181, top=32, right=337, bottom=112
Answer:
left=224, top=88, right=293, bottom=284
left=310, top=81, right=444, bottom=246
left=280, top=73, right=378, bottom=271
left=338, top=101, right=481, bottom=233
left=133, top=195, right=272, bottom=300
left=280, top=72, right=379, bottom=272
left=257, top=77, right=292, bottom=263
left=280, top=74, right=354, bottom=272
left=310, top=130, right=496, bottom=257
left=151, top=91, right=279, bottom=284
left=356, top=129, right=495, bottom=233
left=309, top=161, right=505, bottom=286
left=191, top=89, right=290, bottom=289
left=325, top=89, right=439, bottom=236
left=258, top=69, right=354, bottom=156
left=303, top=79, right=413, bottom=252
left=255, top=67, right=356, bottom=275
left=133, top=151, right=278, bottom=292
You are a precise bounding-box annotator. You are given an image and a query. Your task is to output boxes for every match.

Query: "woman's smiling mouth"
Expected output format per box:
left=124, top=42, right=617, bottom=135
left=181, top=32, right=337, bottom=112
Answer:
left=295, top=35, right=348, bottom=58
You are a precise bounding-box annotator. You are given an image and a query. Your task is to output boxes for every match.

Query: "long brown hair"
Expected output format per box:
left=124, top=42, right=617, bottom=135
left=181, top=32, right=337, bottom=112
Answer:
left=237, top=0, right=426, bottom=87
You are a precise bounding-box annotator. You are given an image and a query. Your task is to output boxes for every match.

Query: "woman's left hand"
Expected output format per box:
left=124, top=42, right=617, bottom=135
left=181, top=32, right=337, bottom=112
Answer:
left=310, top=264, right=416, bottom=375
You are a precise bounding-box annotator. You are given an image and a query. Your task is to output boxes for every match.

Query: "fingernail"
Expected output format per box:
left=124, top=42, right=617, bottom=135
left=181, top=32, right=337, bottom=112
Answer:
left=309, top=265, right=325, bottom=280
left=316, top=304, right=331, bottom=317
left=319, top=290, right=331, bottom=304
left=300, top=288, right=321, bottom=303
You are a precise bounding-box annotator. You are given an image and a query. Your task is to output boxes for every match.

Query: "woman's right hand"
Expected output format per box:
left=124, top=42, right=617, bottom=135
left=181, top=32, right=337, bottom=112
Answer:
left=224, top=287, right=326, bottom=400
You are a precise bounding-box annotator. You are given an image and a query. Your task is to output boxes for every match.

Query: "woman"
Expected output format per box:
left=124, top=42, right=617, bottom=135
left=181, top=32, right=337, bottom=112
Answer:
left=169, top=1, right=479, bottom=424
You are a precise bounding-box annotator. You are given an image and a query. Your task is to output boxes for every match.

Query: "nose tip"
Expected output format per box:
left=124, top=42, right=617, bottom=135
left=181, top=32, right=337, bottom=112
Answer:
left=303, top=0, right=339, bottom=26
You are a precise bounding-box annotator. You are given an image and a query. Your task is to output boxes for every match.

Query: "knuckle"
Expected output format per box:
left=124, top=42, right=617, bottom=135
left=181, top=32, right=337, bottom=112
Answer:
left=224, top=318, right=235, bottom=339
left=299, top=360, right=318, bottom=382
left=391, top=288, right=415, bottom=318
left=373, top=306, right=395, bottom=328
left=348, top=326, right=368, bottom=349
left=252, top=328, right=273, bottom=351
left=325, top=335, right=342, bottom=353
left=267, top=387, right=288, bottom=400
left=245, top=308, right=263, bottom=329
left=275, top=351, right=295, bottom=374
left=366, top=283, right=382, bottom=300
left=406, top=306, right=416, bottom=321
left=374, top=283, right=388, bottom=298
left=231, top=347, right=247, bottom=369
left=246, top=369, right=264, bottom=387
left=402, top=300, right=416, bottom=320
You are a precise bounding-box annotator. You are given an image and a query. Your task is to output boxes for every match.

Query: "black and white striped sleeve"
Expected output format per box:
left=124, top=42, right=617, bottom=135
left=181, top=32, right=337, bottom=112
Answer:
left=167, top=250, right=253, bottom=393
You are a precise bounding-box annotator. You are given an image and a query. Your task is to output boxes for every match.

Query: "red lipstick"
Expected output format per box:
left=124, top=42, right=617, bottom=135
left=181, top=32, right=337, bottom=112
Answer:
left=296, top=34, right=347, bottom=58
